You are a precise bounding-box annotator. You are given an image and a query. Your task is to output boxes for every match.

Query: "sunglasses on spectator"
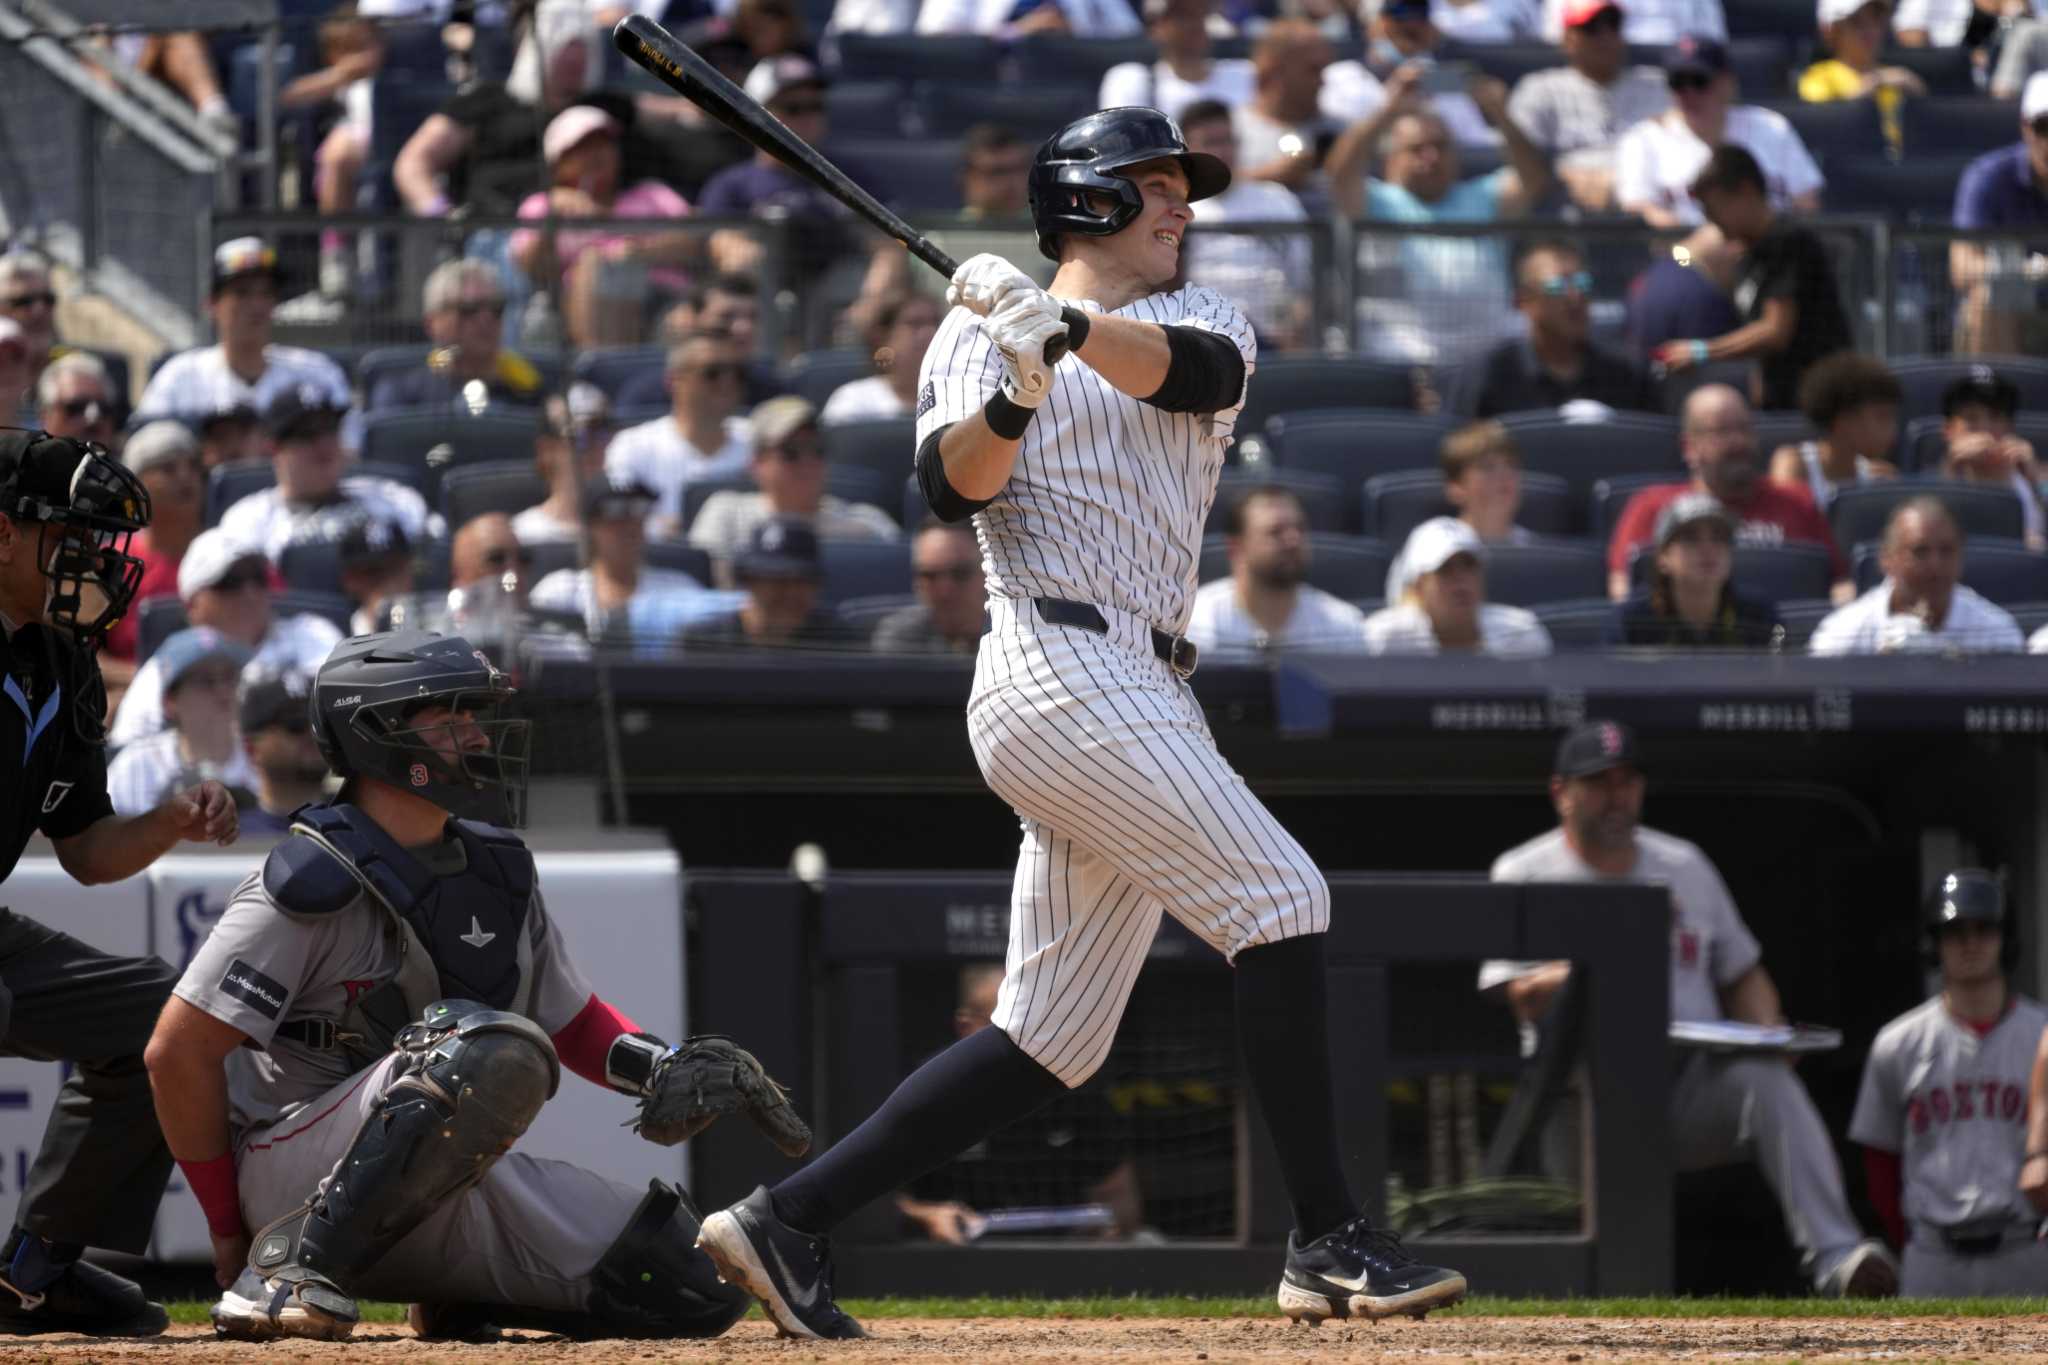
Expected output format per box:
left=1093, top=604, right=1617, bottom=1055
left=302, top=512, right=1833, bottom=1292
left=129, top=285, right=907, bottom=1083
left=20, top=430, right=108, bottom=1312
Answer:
left=212, top=565, right=269, bottom=594
left=479, top=546, right=534, bottom=569
left=452, top=299, right=505, bottom=318
left=765, top=443, right=823, bottom=463
left=58, top=398, right=112, bottom=423
left=1668, top=72, right=1713, bottom=92
left=2030, top=115, right=2048, bottom=138
left=914, top=565, right=979, bottom=584
left=4, top=291, right=55, bottom=310
left=1536, top=271, right=1594, bottom=297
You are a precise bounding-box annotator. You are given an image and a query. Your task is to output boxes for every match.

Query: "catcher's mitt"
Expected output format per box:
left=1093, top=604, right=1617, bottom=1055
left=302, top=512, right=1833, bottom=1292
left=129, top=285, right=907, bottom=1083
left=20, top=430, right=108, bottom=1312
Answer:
left=633, top=1035, right=812, bottom=1156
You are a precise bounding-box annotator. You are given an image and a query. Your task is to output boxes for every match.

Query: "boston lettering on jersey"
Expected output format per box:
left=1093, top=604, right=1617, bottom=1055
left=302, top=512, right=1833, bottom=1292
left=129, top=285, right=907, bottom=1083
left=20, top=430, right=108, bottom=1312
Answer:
left=1908, top=1079, right=2026, bottom=1133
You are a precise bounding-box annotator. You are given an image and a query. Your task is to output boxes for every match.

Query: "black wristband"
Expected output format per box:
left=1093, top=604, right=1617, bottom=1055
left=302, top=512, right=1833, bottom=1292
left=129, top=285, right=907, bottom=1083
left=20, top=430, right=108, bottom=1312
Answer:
left=1060, top=305, right=1091, bottom=353
left=984, top=389, right=1035, bottom=440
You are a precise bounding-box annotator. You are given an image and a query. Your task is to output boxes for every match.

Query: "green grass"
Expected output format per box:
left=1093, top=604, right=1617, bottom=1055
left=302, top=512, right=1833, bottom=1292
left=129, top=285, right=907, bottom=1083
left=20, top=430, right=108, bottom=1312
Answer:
left=162, top=1295, right=2048, bottom=1327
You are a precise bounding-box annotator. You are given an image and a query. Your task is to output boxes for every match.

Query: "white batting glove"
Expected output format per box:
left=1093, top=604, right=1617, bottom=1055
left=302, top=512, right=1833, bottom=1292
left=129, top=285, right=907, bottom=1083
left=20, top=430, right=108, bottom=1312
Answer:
left=985, top=292, right=1069, bottom=408
left=947, top=253, right=1046, bottom=319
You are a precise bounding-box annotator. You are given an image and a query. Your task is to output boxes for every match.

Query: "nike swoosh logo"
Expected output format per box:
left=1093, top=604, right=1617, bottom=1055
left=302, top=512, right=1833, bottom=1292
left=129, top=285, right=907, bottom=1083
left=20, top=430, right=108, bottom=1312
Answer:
left=459, top=917, right=496, bottom=949
left=746, top=1209, right=820, bottom=1311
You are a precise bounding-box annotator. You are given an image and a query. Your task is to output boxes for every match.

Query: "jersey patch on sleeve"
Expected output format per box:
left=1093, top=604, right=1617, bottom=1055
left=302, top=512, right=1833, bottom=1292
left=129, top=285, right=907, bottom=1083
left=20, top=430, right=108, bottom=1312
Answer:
left=219, top=958, right=289, bottom=1020
left=916, top=381, right=935, bottom=417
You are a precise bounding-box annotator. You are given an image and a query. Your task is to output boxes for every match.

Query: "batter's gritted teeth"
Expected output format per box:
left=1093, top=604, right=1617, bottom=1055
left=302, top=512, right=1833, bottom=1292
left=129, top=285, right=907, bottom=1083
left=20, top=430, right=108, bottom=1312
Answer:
left=1155, top=231, right=1179, bottom=247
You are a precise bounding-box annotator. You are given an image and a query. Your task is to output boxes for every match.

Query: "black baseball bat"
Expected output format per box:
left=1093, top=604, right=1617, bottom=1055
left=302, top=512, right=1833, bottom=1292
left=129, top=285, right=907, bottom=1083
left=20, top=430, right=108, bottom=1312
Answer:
left=612, top=15, right=1069, bottom=361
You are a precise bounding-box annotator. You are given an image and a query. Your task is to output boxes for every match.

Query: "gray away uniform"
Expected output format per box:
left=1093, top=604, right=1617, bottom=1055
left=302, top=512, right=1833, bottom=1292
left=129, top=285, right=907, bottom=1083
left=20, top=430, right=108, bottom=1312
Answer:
left=1851, top=995, right=2048, bottom=1295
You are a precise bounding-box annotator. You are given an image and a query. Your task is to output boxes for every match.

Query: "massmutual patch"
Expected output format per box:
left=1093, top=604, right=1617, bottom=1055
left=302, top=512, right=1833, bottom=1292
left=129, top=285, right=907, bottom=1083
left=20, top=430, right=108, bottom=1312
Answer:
left=219, top=958, right=288, bottom=1020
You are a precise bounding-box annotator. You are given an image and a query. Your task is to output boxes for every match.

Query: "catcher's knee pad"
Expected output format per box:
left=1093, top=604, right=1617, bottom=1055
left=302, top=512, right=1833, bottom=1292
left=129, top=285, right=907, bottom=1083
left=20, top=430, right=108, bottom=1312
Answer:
left=256, top=1000, right=559, bottom=1289
left=583, top=1180, right=750, bottom=1339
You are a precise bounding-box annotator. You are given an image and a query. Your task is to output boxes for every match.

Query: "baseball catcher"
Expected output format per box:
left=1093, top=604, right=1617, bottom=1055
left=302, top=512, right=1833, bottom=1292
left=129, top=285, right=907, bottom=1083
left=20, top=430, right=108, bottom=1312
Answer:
left=144, top=629, right=805, bottom=1341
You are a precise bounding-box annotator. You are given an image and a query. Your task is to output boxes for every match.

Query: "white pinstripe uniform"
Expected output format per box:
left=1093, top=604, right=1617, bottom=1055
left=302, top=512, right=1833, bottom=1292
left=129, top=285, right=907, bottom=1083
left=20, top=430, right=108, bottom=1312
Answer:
left=915, top=284, right=1330, bottom=1088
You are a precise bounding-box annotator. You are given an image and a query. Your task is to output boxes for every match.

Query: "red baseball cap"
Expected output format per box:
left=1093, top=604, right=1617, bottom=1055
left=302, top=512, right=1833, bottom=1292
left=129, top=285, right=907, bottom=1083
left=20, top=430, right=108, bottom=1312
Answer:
left=1562, top=0, right=1622, bottom=25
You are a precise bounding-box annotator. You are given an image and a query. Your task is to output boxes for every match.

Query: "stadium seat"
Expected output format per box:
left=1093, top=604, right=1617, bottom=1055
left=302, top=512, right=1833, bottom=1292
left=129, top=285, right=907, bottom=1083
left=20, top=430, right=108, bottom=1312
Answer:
left=1533, top=597, right=1615, bottom=650
left=1197, top=533, right=1391, bottom=600
left=1590, top=472, right=1676, bottom=540
left=526, top=540, right=580, bottom=585
left=1902, top=96, right=2023, bottom=160
left=1851, top=535, right=2048, bottom=602
left=1823, top=153, right=1977, bottom=222
left=681, top=477, right=753, bottom=532
left=1880, top=44, right=1976, bottom=95
left=1361, top=469, right=1575, bottom=543
left=1750, top=409, right=1818, bottom=457
left=1264, top=410, right=1455, bottom=486
left=358, top=410, right=542, bottom=505
left=823, top=417, right=917, bottom=485
left=1626, top=542, right=1834, bottom=601
left=1011, top=34, right=1156, bottom=83
left=278, top=538, right=344, bottom=595
left=205, top=460, right=276, bottom=528
left=919, top=83, right=1096, bottom=140
left=1482, top=540, right=1608, bottom=606
left=826, top=463, right=895, bottom=514
left=827, top=81, right=912, bottom=138
left=1891, top=355, right=2048, bottom=424
left=1721, top=0, right=1819, bottom=46
left=441, top=461, right=547, bottom=526
left=1238, top=357, right=1421, bottom=434
left=415, top=534, right=451, bottom=592
left=835, top=34, right=1000, bottom=82
left=645, top=542, right=713, bottom=583
left=1829, top=481, right=2025, bottom=548
left=274, top=590, right=353, bottom=635
left=2008, top=600, right=2048, bottom=637
left=786, top=348, right=877, bottom=407
left=823, top=139, right=964, bottom=212
left=818, top=538, right=914, bottom=605
left=574, top=346, right=667, bottom=400
left=1754, top=98, right=1886, bottom=166
left=1438, top=40, right=1563, bottom=84
left=136, top=597, right=190, bottom=664
left=1497, top=411, right=1682, bottom=503
left=1901, top=413, right=2048, bottom=471
left=837, top=593, right=917, bottom=637
left=1774, top=597, right=1835, bottom=649
left=1209, top=468, right=1352, bottom=533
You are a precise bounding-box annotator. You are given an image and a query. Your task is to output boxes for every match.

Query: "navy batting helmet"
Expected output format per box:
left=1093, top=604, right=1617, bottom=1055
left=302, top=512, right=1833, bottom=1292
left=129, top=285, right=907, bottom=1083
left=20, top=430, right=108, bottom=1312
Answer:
left=1027, top=107, right=1230, bottom=262
left=312, top=630, right=531, bottom=826
left=1924, top=868, right=2019, bottom=972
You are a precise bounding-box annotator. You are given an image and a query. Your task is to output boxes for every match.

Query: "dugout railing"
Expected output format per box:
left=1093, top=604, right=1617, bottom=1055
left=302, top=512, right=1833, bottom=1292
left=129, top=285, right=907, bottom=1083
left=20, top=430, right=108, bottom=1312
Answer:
left=687, top=869, right=1672, bottom=1297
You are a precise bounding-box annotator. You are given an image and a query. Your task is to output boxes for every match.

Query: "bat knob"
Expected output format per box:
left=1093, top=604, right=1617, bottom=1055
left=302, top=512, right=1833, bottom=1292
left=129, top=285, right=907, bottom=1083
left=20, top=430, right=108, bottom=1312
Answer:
left=1045, top=335, right=1070, bottom=365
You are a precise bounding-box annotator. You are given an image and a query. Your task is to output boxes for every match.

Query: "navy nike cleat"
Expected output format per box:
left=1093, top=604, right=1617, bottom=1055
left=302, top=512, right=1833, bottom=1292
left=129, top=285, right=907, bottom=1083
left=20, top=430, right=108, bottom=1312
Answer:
left=1277, top=1216, right=1468, bottom=1324
left=695, top=1187, right=865, bottom=1340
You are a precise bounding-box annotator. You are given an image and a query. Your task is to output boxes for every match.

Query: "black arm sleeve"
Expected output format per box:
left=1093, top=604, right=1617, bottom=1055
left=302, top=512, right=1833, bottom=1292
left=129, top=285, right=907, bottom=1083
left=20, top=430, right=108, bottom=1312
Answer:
left=1142, top=325, right=1247, bottom=414
left=916, top=425, right=995, bottom=524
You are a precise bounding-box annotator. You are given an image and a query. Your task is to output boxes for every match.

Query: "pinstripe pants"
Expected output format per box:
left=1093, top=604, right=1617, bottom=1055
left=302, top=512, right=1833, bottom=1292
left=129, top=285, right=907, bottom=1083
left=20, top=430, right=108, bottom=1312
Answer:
left=967, top=597, right=1330, bottom=1088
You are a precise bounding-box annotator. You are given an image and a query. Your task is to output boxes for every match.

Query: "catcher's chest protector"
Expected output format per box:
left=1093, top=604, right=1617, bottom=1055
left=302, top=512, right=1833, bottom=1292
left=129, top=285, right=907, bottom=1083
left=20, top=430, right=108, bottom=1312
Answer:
left=280, top=804, right=537, bottom=1011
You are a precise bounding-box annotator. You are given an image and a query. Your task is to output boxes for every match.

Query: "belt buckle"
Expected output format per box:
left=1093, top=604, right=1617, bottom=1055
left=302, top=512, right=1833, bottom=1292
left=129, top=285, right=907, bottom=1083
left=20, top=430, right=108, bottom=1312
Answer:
left=1168, top=635, right=1198, bottom=679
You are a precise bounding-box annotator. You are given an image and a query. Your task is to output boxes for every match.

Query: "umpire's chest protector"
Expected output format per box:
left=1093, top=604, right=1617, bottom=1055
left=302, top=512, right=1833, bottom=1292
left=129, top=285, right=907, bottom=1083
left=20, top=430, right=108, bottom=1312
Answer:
left=264, top=803, right=536, bottom=1011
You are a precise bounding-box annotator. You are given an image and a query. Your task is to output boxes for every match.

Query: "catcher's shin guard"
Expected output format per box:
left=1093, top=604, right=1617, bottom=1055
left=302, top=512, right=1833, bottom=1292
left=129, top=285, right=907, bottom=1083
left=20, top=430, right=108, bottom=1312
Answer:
left=215, top=1001, right=558, bottom=1341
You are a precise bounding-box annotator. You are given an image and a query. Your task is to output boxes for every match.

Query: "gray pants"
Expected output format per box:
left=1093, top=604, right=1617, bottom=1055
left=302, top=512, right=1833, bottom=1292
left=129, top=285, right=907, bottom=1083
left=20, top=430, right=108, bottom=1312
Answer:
left=1671, top=1053, right=1865, bottom=1285
left=0, top=909, right=178, bottom=1253
left=234, top=1050, right=645, bottom=1309
left=1903, top=1226, right=2048, bottom=1296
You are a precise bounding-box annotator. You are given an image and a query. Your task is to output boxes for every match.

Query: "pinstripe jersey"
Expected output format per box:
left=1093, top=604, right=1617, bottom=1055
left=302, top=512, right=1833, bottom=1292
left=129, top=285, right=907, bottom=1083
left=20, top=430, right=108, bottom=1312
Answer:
left=914, top=285, right=1257, bottom=634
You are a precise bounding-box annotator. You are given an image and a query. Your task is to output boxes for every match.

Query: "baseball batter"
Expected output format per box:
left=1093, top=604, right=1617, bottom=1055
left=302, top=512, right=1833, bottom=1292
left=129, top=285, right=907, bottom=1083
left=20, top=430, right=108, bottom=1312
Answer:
left=1851, top=870, right=2048, bottom=1296
left=143, top=630, right=807, bottom=1342
left=692, top=108, right=1467, bottom=1340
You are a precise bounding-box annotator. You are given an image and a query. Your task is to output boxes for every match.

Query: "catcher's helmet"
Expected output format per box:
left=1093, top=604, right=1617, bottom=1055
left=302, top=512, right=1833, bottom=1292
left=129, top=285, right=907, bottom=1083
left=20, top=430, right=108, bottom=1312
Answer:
left=1924, top=868, right=2019, bottom=972
left=1027, top=107, right=1230, bottom=262
left=312, top=630, right=531, bottom=826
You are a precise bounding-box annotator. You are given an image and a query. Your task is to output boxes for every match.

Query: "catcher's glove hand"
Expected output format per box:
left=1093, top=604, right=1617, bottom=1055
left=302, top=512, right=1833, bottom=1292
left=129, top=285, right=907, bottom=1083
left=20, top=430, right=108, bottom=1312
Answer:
left=633, top=1034, right=812, bottom=1156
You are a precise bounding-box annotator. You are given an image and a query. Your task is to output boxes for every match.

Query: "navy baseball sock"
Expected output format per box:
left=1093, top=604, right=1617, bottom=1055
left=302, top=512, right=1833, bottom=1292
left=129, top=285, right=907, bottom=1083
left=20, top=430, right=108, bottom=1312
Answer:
left=1235, top=934, right=1356, bottom=1244
left=770, top=1025, right=1067, bottom=1235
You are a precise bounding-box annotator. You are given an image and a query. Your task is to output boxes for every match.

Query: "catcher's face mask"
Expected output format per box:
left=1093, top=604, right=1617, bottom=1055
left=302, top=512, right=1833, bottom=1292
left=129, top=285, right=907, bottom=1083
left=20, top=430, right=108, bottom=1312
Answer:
left=8, top=438, right=150, bottom=646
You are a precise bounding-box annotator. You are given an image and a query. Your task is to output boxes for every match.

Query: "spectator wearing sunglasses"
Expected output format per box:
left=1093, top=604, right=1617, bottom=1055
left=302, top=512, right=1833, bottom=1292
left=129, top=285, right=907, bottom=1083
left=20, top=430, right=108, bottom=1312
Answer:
left=697, top=58, right=863, bottom=285
left=605, top=332, right=754, bottom=536
left=102, top=422, right=206, bottom=665
left=1614, top=37, right=1822, bottom=230
left=873, top=520, right=987, bottom=654
left=367, top=260, right=545, bottom=415
left=36, top=351, right=119, bottom=449
left=233, top=668, right=327, bottom=838
left=0, top=320, right=27, bottom=425
left=133, top=238, right=352, bottom=435
left=106, top=628, right=258, bottom=816
left=1950, top=74, right=2048, bottom=354
left=0, top=253, right=61, bottom=418
left=109, top=529, right=341, bottom=749
left=1507, top=0, right=1671, bottom=213
left=532, top=474, right=737, bottom=644
left=515, top=383, right=617, bottom=546
left=689, top=396, right=899, bottom=585
left=1451, top=240, right=1657, bottom=417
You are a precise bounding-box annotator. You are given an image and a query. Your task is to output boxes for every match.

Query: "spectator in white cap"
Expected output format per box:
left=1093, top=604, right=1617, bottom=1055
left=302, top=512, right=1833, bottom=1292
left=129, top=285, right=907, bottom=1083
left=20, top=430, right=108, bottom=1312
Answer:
left=689, top=396, right=899, bottom=583
left=108, top=529, right=341, bottom=748
left=1810, top=497, right=2024, bottom=655
left=1799, top=0, right=1924, bottom=155
left=1363, top=517, right=1552, bottom=656
left=515, top=382, right=618, bottom=545
left=509, top=103, right=695, bottom=347
left=1188, top=486, right=1370, bottom=657
left=102, top=421, right=206, bottom=665
left=217, top=386, right=441, bottom=562
left=0, top=318, right=28, bottom=420
left=105, top=628, right=258, bottom=816
left=132, top=238, right=352, bottom=430
left=234, top=667, right=327, bottom=837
